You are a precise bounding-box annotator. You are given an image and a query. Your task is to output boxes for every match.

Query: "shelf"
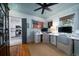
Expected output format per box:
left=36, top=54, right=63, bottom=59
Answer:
left=0, top=19, right=3, bottom=22
left=0, top=27, right=3, bottom=30
left=0, top=3, right=10, bottom=56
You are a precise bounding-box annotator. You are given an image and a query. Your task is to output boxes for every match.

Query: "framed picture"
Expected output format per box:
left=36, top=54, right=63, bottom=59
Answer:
left=60, top=14, right=75, bottom=27
left=32, top=20, right=43, bottom=29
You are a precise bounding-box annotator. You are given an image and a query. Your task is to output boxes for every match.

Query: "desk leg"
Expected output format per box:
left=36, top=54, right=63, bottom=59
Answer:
left=72, top=39, right=74, bottom=56
left=41, top=35, right=42, bottom=43
left=49, top=35, right=51, bottom=43
left=56, top=36, right=57, bottom=47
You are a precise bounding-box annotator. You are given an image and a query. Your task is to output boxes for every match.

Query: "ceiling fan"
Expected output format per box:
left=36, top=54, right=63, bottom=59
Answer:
left=34, top=3, right=58, bottom=14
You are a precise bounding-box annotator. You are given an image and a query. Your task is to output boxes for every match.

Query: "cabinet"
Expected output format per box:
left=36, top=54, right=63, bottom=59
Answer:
left=74, top=40, right=79, bottom=56
left=50, top=35, right=56, bottom=46
left=0, top=3, right=10, bottom=56
left=42, top=32, right=49, bottom=43
left=34, top=35, right=41, bottom=43
left=57, top=35, right=72, bottom=55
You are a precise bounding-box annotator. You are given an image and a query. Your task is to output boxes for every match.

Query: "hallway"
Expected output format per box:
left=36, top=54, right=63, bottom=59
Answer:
left=10, top=43, right=67, bottom=56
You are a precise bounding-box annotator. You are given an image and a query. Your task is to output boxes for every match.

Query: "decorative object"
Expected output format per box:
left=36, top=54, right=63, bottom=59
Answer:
left=60, top=14, right=75, bottom=27
left=48, top=21, right=52, bottom=28
left=49, top=21, right=58, bottom=33
left=15, top=25, right=22, bottom=37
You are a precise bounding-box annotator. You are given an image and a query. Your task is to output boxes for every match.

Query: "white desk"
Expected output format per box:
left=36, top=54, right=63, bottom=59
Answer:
left=48, top=33, right=79, bottom=41
left=68, top=36, right=79, bottom=40
left=48, top=33, right=59, bottom=36
left=35, top=32, right=43, bottom=35
left=48, top=33, right=59, bottom=46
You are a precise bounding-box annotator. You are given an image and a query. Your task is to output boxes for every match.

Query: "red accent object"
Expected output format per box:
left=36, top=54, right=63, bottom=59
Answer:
left=33, top=21, right=43, bottom=29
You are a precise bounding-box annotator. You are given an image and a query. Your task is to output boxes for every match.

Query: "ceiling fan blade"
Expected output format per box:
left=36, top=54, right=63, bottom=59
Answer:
left=45, top=7, right=51, bottom=11
left=41, top=8, right=44, bottom=14
left=46, top=3, right=58, bottom=7
left=34, top=7, right=42, bottom=11
left=36, top=3, right=43, bottom=6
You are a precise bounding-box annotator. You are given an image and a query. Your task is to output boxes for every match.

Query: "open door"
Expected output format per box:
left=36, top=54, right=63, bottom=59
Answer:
left=22, top=18, right=27, bottom=44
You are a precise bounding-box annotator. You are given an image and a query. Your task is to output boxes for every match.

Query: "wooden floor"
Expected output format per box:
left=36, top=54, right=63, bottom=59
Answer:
left=28, top=43, right=67, bottom=56
left=10, top=44, right=31, bottom=56
left=10, top=43, right=67, bottom=56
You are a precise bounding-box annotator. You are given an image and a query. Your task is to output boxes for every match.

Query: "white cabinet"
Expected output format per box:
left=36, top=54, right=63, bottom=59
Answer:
left=42, top=32, right=49, bottom=43
left=57, top=35, right=72, bottom=55
left=74, top=40, right=79, bottom=56
left=34, top=35, right=41, bottom=43
left=49, top=33, right=59, bottom=46
left=50, top=35, right=56, bottom=46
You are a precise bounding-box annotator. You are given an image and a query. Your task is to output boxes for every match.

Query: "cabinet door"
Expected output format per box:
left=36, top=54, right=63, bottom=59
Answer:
left=57, top=35, right=72, bottom=55
left=35, top=35, right=41, bottom=43
left=50, top=35, right=56, bottom=46
left=74, top=40, right=79, bottom=56
left=42, top=33, right=49, bottom=43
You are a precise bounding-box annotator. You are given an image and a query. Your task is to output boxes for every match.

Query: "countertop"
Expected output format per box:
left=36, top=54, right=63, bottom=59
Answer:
left=35, top=32, right=79, bottom=40
left=49, top=33, right=79, bottom=40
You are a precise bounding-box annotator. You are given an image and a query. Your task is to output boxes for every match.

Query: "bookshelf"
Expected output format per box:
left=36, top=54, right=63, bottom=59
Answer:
left=0, top=3, right=10, bottom=56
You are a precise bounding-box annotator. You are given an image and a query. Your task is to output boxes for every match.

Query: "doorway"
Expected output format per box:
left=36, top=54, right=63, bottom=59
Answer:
left=22, top=18, right=27, bottom=44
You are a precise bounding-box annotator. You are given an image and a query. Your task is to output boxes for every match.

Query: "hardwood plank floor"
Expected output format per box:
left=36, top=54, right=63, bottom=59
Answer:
left=28, top=43, right=67, bottom=56
left=10, top=44, right=31, bottom=56
left=10, top=43, right=67, bottom=56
